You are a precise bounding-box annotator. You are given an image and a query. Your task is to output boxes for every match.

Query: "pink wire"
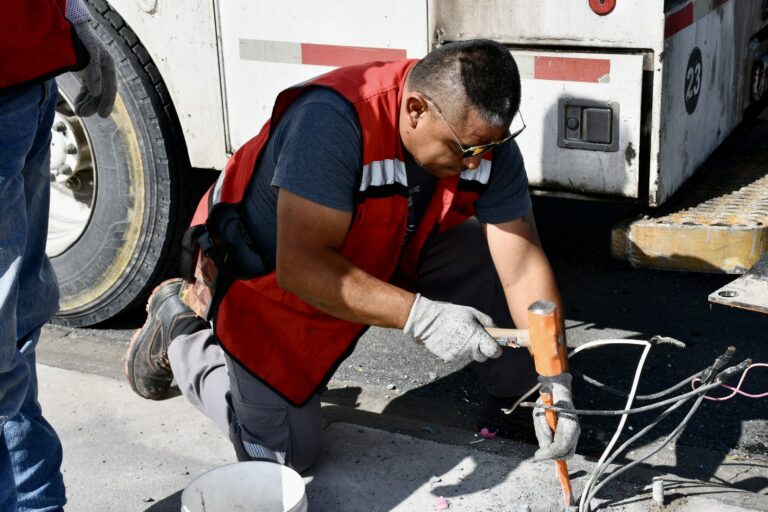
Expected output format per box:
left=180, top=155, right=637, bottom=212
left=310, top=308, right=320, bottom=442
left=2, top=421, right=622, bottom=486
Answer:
left=691, top=363, right=768, bottom=401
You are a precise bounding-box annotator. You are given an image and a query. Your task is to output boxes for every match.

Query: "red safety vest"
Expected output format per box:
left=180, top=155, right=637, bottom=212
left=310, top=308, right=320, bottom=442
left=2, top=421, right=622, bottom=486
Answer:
left=191, top=60, right=495, bottom=406
left=0, top=0, right=88, bottom=89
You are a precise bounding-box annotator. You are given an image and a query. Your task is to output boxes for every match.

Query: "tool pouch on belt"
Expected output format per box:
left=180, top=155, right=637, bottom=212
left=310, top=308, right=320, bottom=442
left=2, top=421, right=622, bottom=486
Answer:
left=179, top=203, right=273, bottom=321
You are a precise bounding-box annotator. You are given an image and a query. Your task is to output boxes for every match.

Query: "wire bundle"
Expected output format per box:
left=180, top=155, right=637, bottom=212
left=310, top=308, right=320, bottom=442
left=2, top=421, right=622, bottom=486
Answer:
left=693, top=362, right=767, bottom=400
left=506, top=337, right=758, bottom=512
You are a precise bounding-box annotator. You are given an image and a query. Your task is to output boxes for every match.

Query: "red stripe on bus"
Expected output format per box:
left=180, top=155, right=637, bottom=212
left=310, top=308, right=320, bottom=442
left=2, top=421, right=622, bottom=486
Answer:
left=665, top=3, right=694, bottom=38
left=533, top=57, right=610, bottom=83
left=300, top=43, right=407, bottom=67
left=712, top=0, right=730, bottom=8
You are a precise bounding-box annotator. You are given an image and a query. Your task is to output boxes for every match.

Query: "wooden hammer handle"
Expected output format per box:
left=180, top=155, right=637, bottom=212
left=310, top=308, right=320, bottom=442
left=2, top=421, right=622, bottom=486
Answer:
left=483, top=327, right=530, bottom=347
left=542, top=390, right=573, bottom=506
left=530, top=302, right=573, bottom=507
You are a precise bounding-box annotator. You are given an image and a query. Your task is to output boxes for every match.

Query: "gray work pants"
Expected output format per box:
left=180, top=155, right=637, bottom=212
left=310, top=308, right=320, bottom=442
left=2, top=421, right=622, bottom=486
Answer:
left=168, top=218, right=537, bottom=472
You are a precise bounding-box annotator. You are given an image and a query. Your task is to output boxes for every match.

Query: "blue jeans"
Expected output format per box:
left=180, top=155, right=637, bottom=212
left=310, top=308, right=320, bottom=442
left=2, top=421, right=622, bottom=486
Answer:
left=0, top=80, right=65, bottom=512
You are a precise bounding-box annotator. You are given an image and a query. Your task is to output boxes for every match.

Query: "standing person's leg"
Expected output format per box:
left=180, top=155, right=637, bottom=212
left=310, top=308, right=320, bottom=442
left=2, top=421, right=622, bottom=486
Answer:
left=0, top=80, right=61, bottom=512
left=168, top=328, right=322, bottom=473
left=5, top=331, right=65, bottom=512
left=415, top=218, right=538, bottom=398
left=5, top=79, right=65, bottom=512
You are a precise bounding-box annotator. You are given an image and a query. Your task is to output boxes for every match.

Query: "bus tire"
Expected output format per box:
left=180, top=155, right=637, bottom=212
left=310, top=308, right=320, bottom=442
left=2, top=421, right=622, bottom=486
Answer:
left=49, top=1, right=202, bottom=326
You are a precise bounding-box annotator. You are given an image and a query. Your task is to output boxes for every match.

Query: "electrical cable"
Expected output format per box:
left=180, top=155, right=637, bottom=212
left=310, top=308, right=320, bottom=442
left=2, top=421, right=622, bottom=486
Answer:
left=585, top=390, right=709, bottom=509
left=571, top=369, right=700, bottom=401
left=693, top=363, right=768, bottom=400
left=586, top=360, right=750, bottom=485
left=569, top=338, right=652, bottom=356
left=582, top=360, right=744, bottom=510
left=498, top=335, right=758, bottom=511
left=507, top=337, right=689, bottom=415
left=520, top=380, right=724, bottom=416
left=501, top=383, right=540, bottom=416
left=578, top=352, right=749, bottom=511
left=583, top=397, right=700, bottom=511
left=502, top=339, right=652, bottom=416
left=503, top=338, right=655, bottom=510
left=533, top=354, right=752, bottom=416
left=576, top=340, right=651, bottom=511
left=579, top=355, right=738, bottom=509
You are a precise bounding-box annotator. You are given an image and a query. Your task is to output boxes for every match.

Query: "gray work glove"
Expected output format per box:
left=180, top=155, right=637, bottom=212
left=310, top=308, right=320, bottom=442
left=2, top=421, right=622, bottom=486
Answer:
left=403, top=294, right=502, bottom=364
left=72, top=22, right=117, bottom=118
left=532, top=372, right=580, bottom=461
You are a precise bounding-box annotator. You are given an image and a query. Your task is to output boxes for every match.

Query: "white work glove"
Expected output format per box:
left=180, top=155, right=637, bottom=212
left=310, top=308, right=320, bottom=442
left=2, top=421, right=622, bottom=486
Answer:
left=403, top=294, right=502, bottom=364
left=532, top=372, right=580, bottom=461
left=72, top=21, right=117, bottom=118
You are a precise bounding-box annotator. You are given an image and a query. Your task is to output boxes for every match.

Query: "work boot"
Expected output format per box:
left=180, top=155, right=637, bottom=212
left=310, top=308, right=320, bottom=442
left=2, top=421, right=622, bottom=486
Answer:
left=125, top=278, right=207, bottom=399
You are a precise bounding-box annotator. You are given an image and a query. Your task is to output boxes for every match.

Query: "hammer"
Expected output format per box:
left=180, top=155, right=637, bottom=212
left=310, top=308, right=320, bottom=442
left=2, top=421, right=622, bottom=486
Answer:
left=486, top=300, right=574, bottom=508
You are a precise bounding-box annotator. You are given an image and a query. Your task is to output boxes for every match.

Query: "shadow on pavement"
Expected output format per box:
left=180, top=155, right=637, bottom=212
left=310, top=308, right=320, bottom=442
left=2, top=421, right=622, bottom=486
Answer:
left=144, top=490, right=182, bottom=512
left=320, top=386, right=535, bottom=509
left=532, top=196, right=768, bottom=493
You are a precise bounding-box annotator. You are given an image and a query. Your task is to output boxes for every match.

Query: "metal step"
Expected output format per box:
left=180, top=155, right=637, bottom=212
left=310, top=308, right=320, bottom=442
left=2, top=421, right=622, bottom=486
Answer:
left=612, top=115, right=768, bottom=274
left=710, top=251, right=768, bottom=314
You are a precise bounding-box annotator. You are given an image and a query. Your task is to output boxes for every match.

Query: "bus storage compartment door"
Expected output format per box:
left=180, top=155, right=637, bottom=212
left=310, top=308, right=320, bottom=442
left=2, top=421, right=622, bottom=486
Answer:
left=510, top=49, right=645, bottom=199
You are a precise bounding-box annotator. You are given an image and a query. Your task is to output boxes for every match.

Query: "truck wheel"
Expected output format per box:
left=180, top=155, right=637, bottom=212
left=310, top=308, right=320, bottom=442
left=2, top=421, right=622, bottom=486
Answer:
left=49, top=2, right=197, bottom=326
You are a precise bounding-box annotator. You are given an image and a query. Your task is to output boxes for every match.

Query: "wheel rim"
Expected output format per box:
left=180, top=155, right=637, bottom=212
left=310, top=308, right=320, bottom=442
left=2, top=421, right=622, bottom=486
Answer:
left=48, top=91, right=97, bottom=258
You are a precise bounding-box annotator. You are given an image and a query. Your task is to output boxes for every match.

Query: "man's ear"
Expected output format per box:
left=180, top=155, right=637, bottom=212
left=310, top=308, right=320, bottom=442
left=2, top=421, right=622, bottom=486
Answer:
left=404, top=93, right=428, bottom=128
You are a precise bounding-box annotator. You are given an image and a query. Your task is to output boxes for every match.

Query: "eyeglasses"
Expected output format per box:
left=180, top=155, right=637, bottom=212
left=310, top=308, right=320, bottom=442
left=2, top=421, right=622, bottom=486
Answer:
left=422, top=94, right=526, bottom=159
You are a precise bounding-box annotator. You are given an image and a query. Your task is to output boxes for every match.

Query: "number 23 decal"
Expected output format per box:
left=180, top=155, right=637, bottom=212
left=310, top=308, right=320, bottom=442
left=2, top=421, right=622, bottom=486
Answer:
left=685, top=47, right=703, bottom=115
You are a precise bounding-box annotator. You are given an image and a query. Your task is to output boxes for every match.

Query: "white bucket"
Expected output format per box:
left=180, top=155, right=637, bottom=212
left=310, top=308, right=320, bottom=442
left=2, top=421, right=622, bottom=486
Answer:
left=181, top=461, right=308, bottom=512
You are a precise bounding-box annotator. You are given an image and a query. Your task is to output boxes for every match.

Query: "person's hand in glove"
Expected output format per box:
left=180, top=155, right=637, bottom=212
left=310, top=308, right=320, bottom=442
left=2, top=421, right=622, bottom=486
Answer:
left=403, top=294, right=502, bottom=364
left=66, top=0, right=116, bottom=118
left=532, top=372, right=580, bottom=461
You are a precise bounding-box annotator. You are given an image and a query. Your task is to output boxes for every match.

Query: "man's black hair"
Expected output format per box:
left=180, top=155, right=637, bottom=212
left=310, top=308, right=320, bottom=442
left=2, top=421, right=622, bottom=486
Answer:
left=407, top=39, right=521, bottom=128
